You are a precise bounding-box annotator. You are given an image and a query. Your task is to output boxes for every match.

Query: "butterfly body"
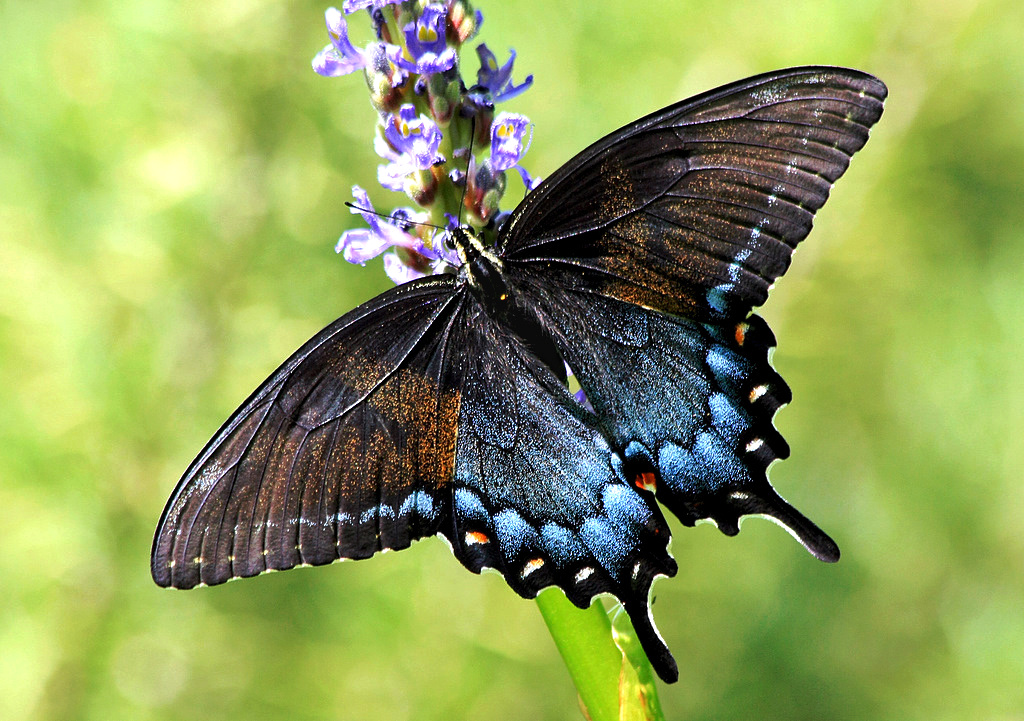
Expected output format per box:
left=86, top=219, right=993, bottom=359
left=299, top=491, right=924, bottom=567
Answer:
left=153, top=67, right=886, bottom=683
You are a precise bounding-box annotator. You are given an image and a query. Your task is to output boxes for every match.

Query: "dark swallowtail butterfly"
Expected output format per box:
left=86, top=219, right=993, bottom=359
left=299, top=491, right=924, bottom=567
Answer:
left=152, top=67, right=886, bottom=683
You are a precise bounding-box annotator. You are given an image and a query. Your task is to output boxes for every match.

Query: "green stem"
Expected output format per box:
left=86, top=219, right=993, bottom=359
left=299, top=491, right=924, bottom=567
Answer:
left=536, top=590, right=666, bottom=721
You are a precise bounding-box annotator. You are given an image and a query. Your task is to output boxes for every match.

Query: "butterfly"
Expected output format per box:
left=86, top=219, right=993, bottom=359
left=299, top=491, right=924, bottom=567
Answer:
left=152, top=66, right=886, bottom=683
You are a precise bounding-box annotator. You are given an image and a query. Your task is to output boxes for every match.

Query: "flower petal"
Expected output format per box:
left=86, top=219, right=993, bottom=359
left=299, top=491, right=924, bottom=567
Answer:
left=378, top=161, right=412, bottom=192
left=325, top=7, right=346, bottom=35
left=312, top=9, right=365, bottom=76
left=313, top=44, right=364, bottom=77
left=384, top=105, right=444, bottom=170
left=342, top=0, right=401, bottom=14
left=383, top=251, right=427, bottom=284
left=390, top=5, right=458, bottom=75
left=413, top=47, right=458, bottom=74
left=338, top=186, right=420, bottom=266
left=404, top=5, right=447, bottom=56
left=349, top=185, right=374, bottom=218
left=490, top=113, right=532, bottom=171
left=476, top=44, right=533, bottom=103
left=514, top=165, right=542, bottom=191
left=337, top=228, right=391, bottom=264
left=477, top=44, right=512, bottom=91
left=373, top=133, right=400, bottom=162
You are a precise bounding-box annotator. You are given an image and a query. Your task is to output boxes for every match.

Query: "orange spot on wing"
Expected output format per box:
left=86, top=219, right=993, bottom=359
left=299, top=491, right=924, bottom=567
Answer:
left=634, top=471, right=657, bottom=493
left=734, top=322, right=749, bottom=346
left=466, top=531, right=490, bottom=545
left=522, top=558, right=545, bottom=578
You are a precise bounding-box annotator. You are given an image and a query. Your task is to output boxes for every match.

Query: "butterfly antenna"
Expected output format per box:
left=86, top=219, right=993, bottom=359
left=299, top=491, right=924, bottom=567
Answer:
left=344, top=202, right=445, bottom=233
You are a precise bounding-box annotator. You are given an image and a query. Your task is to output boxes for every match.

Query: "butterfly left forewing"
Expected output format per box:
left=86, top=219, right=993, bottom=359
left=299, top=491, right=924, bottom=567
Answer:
left=152, top=276, right=465, bottom=589
left=153, top=269, right=683, bottom=681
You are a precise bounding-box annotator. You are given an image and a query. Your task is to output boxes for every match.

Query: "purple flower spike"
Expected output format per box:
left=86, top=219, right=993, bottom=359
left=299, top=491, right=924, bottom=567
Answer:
left=342, top=0, right=401, bottom=13
left=312, top=8, right=366, bottom=77
left=337, top=186, right=419, bottom=264
left=385, top=105, right=445, bottom=170
left=476, top=44, right=533, bottom=103
left=489, top=112, right=532, bottom=172
left=392, top=4, right=457, bottom=74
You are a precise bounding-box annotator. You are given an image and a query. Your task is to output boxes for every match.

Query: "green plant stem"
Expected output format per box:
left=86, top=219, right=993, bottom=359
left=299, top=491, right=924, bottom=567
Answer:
left=537, top=590, right=621, bottom=721
left=536, top=590, right=666, bottom=721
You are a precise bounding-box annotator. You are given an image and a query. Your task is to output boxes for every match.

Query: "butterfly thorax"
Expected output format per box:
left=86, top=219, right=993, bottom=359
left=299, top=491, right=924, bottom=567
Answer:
left=451, top=226, right=569, bottom=382
left=453, top=227, right=510, bottom=316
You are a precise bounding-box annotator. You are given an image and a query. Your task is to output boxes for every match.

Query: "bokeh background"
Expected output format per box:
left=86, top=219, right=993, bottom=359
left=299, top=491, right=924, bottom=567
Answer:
left=3, top=0, right=1023, bottom=719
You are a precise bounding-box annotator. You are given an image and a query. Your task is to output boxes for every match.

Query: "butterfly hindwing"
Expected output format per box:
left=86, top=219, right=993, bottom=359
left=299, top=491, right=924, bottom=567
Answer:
left=499, top=67, right=887, bottom=322
left=514, top=271, right=838, bottom=561
left=151, top=275, right=465, bottom=589
left=487, top=66, right=886, bottom=580
left=444, top=297, right=680, bottom=680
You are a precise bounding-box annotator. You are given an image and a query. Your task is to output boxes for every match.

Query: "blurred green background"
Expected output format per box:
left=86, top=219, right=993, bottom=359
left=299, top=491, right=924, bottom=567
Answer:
left=3, top=0, right=1023, bottom=719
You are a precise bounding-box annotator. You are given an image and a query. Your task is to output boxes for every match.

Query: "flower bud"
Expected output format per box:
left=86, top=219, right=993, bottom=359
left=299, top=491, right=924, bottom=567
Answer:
left=406, top=167, right=438, bottom=207
left=448, top=1, right=482, bottom=44
left=364, top=42, right=407, bottom=113
left=469, top=161, right=506, bottom=223
left=426, top=72, right=460, bottom=126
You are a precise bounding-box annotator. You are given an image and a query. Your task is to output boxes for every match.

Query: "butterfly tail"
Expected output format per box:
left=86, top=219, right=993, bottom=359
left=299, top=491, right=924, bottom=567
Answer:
left=623, top=598, right=679, bottom=683
left=726, top=485, right=841, bottom=563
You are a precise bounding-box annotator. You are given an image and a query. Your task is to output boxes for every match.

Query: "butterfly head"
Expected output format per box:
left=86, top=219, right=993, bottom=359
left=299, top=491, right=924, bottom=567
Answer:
left=451, top=226, right=496, bottom=264
left=451, top=225, right=513, bottom=314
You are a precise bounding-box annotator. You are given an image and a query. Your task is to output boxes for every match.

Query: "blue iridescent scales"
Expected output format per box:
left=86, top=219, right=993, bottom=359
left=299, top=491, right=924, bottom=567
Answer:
left=152, top=67, right=886, bottom=683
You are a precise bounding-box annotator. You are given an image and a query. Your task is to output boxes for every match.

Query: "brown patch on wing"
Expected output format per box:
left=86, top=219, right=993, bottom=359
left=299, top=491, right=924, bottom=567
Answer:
left=370, top=367, right=460, bottom=491
left=598, top=156, right=638, bottom=219
left=258, top=365, right=462, bottom=567
left=315, top=365, right=460, bottom=514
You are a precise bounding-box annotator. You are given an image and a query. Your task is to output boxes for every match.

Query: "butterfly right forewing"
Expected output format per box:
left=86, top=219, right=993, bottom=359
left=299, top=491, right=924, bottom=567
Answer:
left=500, top=66, right=887, bottom=322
